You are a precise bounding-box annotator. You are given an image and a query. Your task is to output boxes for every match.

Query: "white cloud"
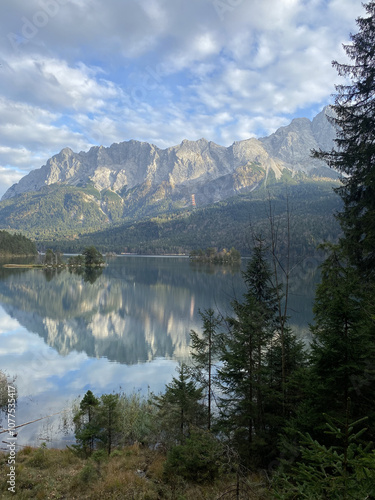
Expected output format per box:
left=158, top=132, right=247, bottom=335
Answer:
left=1, top=56, right=119, bottom=112
left=0, top=308, right=21, bottom=334
left=0, top=0, right=365, bottom=193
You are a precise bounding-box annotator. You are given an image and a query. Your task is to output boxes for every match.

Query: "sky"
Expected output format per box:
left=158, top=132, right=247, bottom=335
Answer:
left=0, top=0, right=365, bottom=199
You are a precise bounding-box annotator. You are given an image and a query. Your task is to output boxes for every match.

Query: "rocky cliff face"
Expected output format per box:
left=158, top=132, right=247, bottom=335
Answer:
left=2, top=107, right=336, bottom=207
left=259, top=106, right=336, bottom=171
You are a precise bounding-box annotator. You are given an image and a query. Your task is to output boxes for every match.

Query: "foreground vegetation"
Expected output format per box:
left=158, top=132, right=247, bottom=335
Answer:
left=0, top=444, right=271, bottom=499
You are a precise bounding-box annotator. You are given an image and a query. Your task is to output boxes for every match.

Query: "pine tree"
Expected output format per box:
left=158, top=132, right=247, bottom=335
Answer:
left=217, top=239, right=283, bottom=466
left=308, top=245, right=375, bottom=436
left=44, top=249, right=55, bottom=266
left=73, top=390, right=100, bottom=456
left=96, top=393, right=122, bottom=455
left=154, top=364, right=205, bottom=446
left=189, top=308, right=221, bottom=431
left=313, top=2, right=375, bottom=278
left=273, top=413, right=375, bottom=499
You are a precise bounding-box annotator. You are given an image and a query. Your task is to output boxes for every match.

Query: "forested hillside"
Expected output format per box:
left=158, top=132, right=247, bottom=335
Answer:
left=36, top=179, right=342, bottom=256
left=0, top=230, right=37, bottom=256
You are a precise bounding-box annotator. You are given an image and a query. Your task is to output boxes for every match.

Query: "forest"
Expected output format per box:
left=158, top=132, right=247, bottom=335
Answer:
left=35, top=180, right=342, bottom=257
left=0, top=231, right=37, bottom=257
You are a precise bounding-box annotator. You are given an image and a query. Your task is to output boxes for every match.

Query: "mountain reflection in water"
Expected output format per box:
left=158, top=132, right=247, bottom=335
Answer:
left=0, top=256, right=319, bottom=447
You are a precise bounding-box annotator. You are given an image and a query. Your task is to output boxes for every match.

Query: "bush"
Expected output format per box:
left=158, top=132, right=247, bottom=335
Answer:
left=163, top=430, right=223, bottom=483
left=78, top=461, right=98, bottom=484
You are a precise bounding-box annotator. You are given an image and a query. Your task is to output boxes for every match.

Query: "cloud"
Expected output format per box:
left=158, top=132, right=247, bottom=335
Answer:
left=0, top=56, right=119, bottom=113
left=0, top=0, right=365, bottom=194
left=0, top=308, right=21, bottom=333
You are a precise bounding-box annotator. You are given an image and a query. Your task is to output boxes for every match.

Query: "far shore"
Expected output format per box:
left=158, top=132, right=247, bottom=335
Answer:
left=2, top=263, right=44, bottom=268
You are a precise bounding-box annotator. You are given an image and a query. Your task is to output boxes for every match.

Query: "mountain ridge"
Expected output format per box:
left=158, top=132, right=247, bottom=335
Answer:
left=2, top=106, right=336, bottom=203
left=0, top=106, right=339, bottom=239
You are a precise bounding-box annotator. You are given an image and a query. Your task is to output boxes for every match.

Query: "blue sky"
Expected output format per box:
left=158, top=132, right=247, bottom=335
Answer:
left=0, top=0, right=364, bottom=198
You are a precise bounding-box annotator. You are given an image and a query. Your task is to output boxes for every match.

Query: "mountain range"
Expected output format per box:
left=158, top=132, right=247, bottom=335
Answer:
left=0, top=106, right=340, bottom=252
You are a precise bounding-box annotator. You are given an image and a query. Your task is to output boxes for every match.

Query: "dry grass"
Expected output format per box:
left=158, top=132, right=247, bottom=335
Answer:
left=0, top=445, right=271, bottom=499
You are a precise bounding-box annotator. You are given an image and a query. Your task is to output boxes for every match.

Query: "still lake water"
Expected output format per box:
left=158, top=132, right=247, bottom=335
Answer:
left=0, top=255, right=319, bottom=448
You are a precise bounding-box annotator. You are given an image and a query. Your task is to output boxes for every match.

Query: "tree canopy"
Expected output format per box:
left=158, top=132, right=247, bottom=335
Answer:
left=314, top=1, right=375, bottom=278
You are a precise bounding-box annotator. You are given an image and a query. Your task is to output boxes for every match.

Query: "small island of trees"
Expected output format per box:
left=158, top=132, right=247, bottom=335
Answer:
left=43, top=246, right=105, bottom=268
left=189, top=246, right=241, bottom=263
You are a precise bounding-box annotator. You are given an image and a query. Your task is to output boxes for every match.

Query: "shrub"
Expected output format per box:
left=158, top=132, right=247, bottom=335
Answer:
left=163, top=430, right=223, bottom=483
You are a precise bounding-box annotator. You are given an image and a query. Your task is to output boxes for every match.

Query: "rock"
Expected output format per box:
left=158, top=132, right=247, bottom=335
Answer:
left=1, top=107, right=336, bottom=205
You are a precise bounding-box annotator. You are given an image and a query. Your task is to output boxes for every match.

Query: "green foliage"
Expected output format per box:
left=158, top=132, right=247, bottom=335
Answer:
left=163, top=430, right=223, bottom=483
left=73, top=390, right=157, bottom=458
left=189, top=247, right=241, bottom=263
left=95, top=393, right=122, bottom=455
left=0, top=185, right=111, bottom=235
left=189, top=308, right=221, bottom=431
left=153, top=364, right=206, bottom=447
left=303, top=1, right=375, bottom=451
left=43, top=248, right=63, bottom=266
left=0, top=180, right=341, bottom=256
left=217, top=239, right=306, bottom=467
left=27, top=443, right=50, bottom=469
left=82, top=246, right=104, bottom=267
left=313, top=2, right=375, bottom=279
left=273, top=414, right=375, bottom=499
left=73, top=390, right=100, bottom=456
left=0, top=230, right=37, bottom=256
left=73, top=391, right=122, bottom=456
left=68, top=254, right=85, bottom=266
left=117, top=391, right=157, bottom=446
left=306, top=245, right=375, bottom=436
left=77, top=461, right=99, bottom=484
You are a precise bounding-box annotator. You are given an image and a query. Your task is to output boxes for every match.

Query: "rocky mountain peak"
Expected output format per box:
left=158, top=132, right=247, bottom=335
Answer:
left=1, top=107, right=336, bottom=203
left=258, top=106, right=334, bottom=171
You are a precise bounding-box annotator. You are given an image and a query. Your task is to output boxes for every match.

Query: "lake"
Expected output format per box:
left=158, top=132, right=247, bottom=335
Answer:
left=0, top=255, right=320, bottom=448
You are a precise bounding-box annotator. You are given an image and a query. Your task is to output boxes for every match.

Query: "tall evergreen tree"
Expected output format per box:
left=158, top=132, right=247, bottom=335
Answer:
left=217, top=239, right=284, bottom=466
left=189, top=308, right=221, bottom=431
left=313, top=2, right=375, bottom=278
left=96, top=393, right=122, bottom=455
left=73, top=390, right=100, bottom=456
left=154, top=364, right=206, bottom=446
left=308, top=245, right=375, bottom=437
left=310, top=1, right=375, bottom=440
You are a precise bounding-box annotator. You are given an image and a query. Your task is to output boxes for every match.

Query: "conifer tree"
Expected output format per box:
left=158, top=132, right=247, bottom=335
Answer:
left=274, top=413, right=375, bottom=499
left=189, top=308, right=221, bottom=431
left=308, top=245, right=375, bottom=436
left=96, top=393, right=122, bottom=455
left=314, top=2, right=375, bottom=278
left=308, top=0, right=375, bottom=444
left=217, top=239, right=282, bottom=466
left=82, top=246, right=104, bottom=267
left=73, top=390, right=100, bottom=456
left=154, top=364, right=205, bottom=446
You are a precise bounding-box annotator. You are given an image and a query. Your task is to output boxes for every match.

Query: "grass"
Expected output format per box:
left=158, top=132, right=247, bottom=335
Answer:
left=0, top=444, right=271, bottom=499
